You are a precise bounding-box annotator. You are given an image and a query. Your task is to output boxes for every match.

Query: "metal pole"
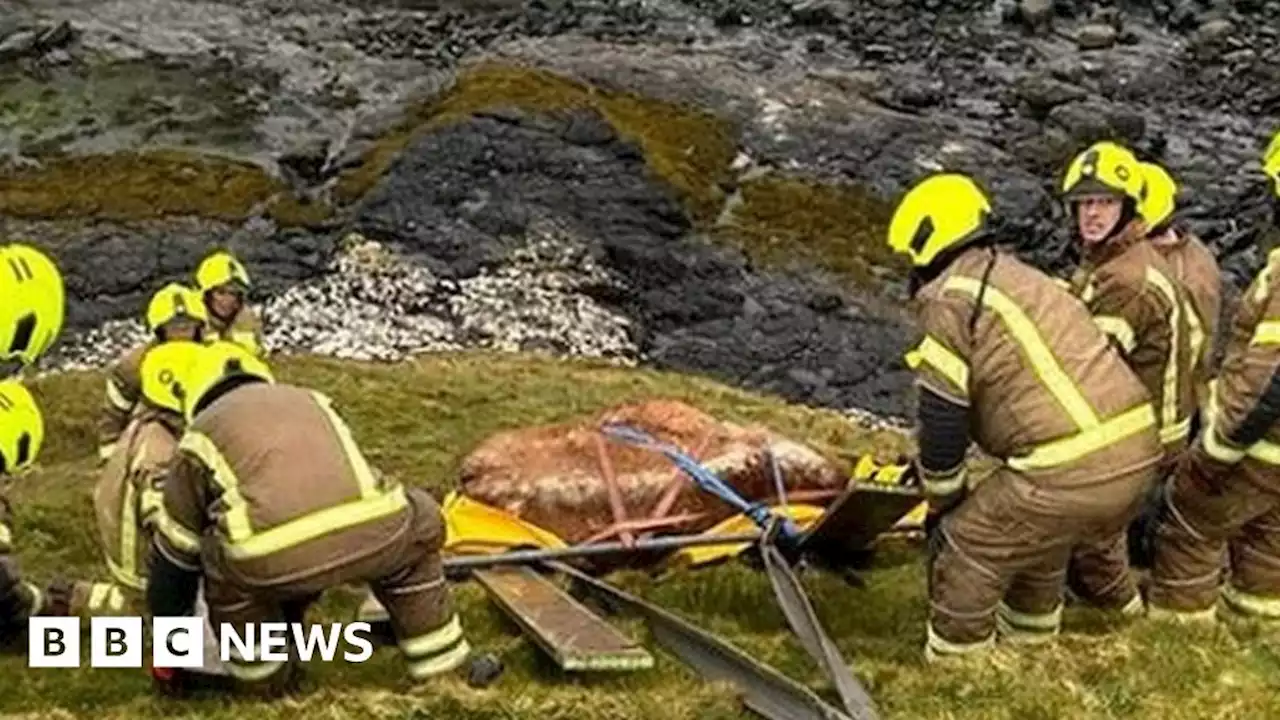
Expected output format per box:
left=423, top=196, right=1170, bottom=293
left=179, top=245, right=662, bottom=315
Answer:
left=443, top=532, right=762, bottom=572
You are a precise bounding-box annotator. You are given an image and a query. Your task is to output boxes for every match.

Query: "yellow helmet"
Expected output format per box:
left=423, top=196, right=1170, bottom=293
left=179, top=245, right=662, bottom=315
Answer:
left=0, top=379, right=44, bottom=474
left=139, top=341, right=203, bottom=415
left=145, top=283, right=208, bottom=337
left=0, top=243, right=65, bottom=370
left=1061, top=141, right=1144, bottom=203
left=1138, top=162, right=1178, bottom=230
left=1265, top=129, right=1280, bottom=195
left=195, top=251, right=251, bottom=293
left=887, top=173, right=992, bottom=268
left=177, top=341, right=274, bottom=423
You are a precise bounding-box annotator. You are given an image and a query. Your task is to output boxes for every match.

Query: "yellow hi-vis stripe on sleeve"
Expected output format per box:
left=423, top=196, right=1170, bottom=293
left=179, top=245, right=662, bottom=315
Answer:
left=944, top=276, right=1100, bottom=428
left=180, top=429, right=409, bottom=561
left=0, top=523, right=11, bottom=551
left=1186, top=300, right=1206, bottom=371
left=154, top=506, right=202, bottom=556
left=1147, top=267, right=1184, bottom=438
left=904, top=336, right=970, bottom=394
left=116, top=478, right=141, bottom=590
left=922, top=466, right=966, bottom=497
left=1093, top=315, right=1137, bottom=353
left=1251, top=320, right=1280, bottom=346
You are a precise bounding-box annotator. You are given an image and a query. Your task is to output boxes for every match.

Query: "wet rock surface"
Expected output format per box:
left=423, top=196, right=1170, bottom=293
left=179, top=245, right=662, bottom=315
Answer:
left=2, top=0, right=1278, bottom=421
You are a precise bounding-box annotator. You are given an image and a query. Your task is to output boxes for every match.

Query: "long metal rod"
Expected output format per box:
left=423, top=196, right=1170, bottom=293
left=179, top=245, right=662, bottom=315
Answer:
left=443, top=532, right=761, bottom=572
left=549, top=561, right=855, bottom=720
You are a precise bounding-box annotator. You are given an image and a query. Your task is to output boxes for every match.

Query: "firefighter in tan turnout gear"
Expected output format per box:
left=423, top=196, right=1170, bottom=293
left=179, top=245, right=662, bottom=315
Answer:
left=147, top=341, right=470, bottom=695
left=98, top=283, right=208, bottom=462
left=1147, top=130, right=1280, bottom=621
left=0, top=379, right=52, bottom=644
left=194, top=251, right=265, bottom=358
left=1059, top=142, right=1196, bottom=596
left=889, top=173, right=1162, bottom=660
left=90, top=341, right=202, bottom=616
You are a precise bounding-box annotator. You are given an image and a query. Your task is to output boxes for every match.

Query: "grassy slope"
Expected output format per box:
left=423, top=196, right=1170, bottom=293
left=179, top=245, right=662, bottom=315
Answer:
left=0, top=353, right=1276, bottom=720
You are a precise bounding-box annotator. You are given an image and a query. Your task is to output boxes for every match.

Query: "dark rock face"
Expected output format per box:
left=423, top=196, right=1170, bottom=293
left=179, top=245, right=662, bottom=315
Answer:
left=351, top=110, right=915, bottom=413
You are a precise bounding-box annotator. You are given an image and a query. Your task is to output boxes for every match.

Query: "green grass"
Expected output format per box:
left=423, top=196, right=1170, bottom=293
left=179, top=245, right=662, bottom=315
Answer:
left=3, top=352, right=1278, bottom=719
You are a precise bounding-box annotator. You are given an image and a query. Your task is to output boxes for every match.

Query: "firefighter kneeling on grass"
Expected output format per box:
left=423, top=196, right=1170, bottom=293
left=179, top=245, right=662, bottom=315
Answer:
left=887, top=173, right=1162, bottom=660
left=145, top=341, right=471, bottom=696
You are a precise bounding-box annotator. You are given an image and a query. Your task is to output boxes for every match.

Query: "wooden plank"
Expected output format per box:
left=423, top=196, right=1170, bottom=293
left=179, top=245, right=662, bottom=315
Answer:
left=799, top=483, right=925, bottom=563
left=474, top=566, right=654, bottom=672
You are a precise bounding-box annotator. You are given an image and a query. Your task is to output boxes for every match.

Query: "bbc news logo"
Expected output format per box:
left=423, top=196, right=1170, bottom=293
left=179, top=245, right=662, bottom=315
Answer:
left=28, top=617, right=375, bottom=668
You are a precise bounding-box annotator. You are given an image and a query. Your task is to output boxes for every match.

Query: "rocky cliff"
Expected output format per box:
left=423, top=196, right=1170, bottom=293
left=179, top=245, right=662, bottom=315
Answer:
left=2, top=0, right=1276, bottom=418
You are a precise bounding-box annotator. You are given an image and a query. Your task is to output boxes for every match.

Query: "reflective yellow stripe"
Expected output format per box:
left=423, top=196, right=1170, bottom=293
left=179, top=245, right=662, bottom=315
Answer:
left=105, top=378, right=133, bottom=411
left=155, top=506, right=202, bottom=556
left=1147, top=605, right=1218, bottom=623
left=401, top=615, right=464, bottom=658
left=1251, top=320, right=1280, bottom=345
left=1008, top=404, right=1155, bottom=471
left=1202, top=380, right=1247, bottom=464
left=98, top=442, right=118, bottom=461
left=904, top=336, right=970, bottom=395
left=1160, top=416, right=1192, bottom=446
left=1221, top=584, right=1280, bottom=618
left=223, top=485, right=407, bottom=560
left=997, top=601, right=1062, bottom=631
left=119, top=478, right=139, bottom=592
left=0, top=523, right=10, bottom=551
left=180, top=432, right=254, bottom=542
left=1186, top=301, right=1206, bottom=371
left=1093, top=315, right=1136, bottom=353
left=106, top=555, right=146, bottom=591
left=922, top=467, right=966, bottom=497
left=924, top=624, right=995, bottom=662
left=224, top=658, right=287, bottom=682
left=88, top=583, right=127, bottom=614
left=1147, top=267, right=1183, bottom=437
left=311, top=392, right=380, bottom=499
left=945, top=277, right=1100, bottom=427
left=23, top=582, right=43, bottom=616
left=407, top=639, right=471, bottom=679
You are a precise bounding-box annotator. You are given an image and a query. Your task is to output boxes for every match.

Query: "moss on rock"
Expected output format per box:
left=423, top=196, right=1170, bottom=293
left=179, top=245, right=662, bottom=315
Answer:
left=0, top=150, right=332, bottom=226
left=335, top=63, right=738, bottom=226
left=716, top=174, right=902, bottom=285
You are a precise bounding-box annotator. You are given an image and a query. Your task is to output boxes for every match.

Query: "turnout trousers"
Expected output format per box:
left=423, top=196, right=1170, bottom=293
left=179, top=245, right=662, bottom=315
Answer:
left=203, top=488, right=470, bottom=692
left=1149, top=454, right=1280, bottom=620
left=927, top=464, right=1152, bottom=660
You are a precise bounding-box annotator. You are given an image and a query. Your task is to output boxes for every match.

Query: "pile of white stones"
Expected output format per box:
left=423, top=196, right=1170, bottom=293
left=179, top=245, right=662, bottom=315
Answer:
left=43, top=229, right=640, bottom=371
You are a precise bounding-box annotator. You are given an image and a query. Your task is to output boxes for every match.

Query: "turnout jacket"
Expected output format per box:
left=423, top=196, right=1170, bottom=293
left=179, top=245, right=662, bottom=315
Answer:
left=1155, top=229, right=1222, bottom=394
left=153, top=382, right=411, bottom=586
left=906, top=245, right=1162, bottom=497
left=93, top=408, right=181, bottom=591
left=1069, top=222, right=1197, bottom=452
left=1201, top=246, right=1280, bottom=477
left=98, top=343, right=152, bottom=460
left=207, top=304, right=265, bottom=358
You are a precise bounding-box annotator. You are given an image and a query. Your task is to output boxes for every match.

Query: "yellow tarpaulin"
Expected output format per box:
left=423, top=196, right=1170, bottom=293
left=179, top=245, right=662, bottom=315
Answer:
left=670, top=504, right=828, bottom=567
left=442, top=491, right=568, bottom=555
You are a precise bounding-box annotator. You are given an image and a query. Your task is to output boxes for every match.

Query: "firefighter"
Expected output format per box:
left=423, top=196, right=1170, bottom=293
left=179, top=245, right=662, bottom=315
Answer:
left=0, top=379, right=54, bottom=644
left=1146, top=129, right=1280, bottom=621
left=0, top=243, right=65, bottom=378
left=90, top=341, right=199, bottom=613
left=193, top=251, right=265, bottom=357
left=98, top=283, right=207, bottom=462
left=1125, top=161, right=1224, bottom=568
left=1138, top=161, right=1222, bottom=403
left=147, top=341, right=470, bottom=695
left=1059, top=142, right=1196, bottom=592
left=888, top=173, right=1161, bottom=660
